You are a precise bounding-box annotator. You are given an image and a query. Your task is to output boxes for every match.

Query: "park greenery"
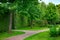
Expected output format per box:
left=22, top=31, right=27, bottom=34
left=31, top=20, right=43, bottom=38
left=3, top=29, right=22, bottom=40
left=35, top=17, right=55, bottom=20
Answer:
left=24, top=31, right=60, bottom=40
left=0, top=0, right=60, bottom=40
left=0, top=31, right=25, bottom=40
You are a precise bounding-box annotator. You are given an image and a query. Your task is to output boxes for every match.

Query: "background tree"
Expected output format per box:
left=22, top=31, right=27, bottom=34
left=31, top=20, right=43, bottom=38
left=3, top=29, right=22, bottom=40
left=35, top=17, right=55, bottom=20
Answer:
left=56, top=4, right=60, bottom=24
left=37, top=2, right=47, bottom=27
left=45, top=3, right=58, bottom=25
left=28, top=6, right=40, bottom=28
left=14, top=0, right=40, bottom=28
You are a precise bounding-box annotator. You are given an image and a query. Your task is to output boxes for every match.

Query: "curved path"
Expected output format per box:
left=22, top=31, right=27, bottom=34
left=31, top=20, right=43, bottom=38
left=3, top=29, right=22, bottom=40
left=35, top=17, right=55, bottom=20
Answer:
left=6, top=29, right=49, bottom=40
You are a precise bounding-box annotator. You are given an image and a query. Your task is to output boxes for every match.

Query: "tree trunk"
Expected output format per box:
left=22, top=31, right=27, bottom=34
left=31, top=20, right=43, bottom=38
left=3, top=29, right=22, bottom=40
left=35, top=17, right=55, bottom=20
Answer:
left=30, top=19, right=33, bottom=29
left=12, top=13, right=15, bottom=29
left=9, top=13, right=12, bottom=33
left=28, top=17, right=33, bottom=29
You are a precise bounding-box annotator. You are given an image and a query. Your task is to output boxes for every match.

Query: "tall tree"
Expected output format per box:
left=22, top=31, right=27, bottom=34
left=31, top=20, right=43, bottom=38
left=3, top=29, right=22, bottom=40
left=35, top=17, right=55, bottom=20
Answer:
left=28, top=6, right=40, bottom=28
left=45, top=3, right=58, bottom=24
left=56, top=4, right=60, bottom=24
left=14, top=0, right=39, bottom=28
left=6, top=0, right=16, bottom=33
left=37, top=2, right=47, bottom=26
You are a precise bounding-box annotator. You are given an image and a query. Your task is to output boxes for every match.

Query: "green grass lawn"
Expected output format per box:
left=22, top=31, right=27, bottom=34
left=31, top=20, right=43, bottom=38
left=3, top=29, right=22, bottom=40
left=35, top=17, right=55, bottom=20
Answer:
left=0, top=31, right=25, bottom=40
left=24, top=31, right=60, bottom=40
left=16, top=25, right=60, bottom=30
left=16, top=27, right=48, bottom=30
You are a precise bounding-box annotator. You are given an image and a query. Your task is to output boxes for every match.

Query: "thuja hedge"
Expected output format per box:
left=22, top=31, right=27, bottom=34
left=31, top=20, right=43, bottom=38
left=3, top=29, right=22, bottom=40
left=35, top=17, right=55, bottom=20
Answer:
left=0, top=6, right=10, bottom=32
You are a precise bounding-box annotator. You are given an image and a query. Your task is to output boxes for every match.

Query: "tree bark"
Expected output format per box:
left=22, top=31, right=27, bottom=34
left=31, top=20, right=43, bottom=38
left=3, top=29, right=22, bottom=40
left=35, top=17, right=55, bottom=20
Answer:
left=9, top=13, right=12, bottom=33
left=12, top=13, right=15, bottom=29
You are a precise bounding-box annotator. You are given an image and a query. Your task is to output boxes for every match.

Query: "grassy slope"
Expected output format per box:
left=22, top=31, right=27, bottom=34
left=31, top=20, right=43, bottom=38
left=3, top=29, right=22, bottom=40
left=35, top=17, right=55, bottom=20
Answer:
left=0, top=31, right=25, bottom=40
left=24, top=32, right=60, bottom=40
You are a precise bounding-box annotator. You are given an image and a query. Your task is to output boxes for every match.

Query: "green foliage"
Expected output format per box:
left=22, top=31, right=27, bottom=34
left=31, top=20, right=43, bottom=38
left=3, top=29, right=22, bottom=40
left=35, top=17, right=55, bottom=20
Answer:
left=28, top=6, right=40, bottom=20
left=49, top=26, right=60, bottom=37
left=0, top=0, right=7, bottom=3
left=0, top=4, right=9, bottom=32
left=8, top=0, right=15, bottom=3
left=1, top=0, right=60, bottom=33
left=0, top=16, right=9, bottom=32
left=49, top=25, right=58, bottom=37
left=56, top=4, right=60, bottom=24
left=58, top=27, right=60, bottom=35
left=0, top=0, right=15, bottom=3
left=14, top=1, right=60, bottom=28
left=45, top=3, right=58, bottom=24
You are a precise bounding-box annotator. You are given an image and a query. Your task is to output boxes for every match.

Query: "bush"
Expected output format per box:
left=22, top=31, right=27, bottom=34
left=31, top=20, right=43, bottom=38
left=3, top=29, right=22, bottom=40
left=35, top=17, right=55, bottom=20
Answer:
left=58, top=27, right=60, bottom=35
left=49, top=25, right=58, bottom=37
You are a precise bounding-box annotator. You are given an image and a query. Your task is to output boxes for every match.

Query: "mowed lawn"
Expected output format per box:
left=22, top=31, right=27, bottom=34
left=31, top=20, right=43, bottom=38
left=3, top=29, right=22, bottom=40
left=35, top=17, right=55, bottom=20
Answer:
left=24, top=31, right=60, bottom=40
left=0, top=31, right=25, bottom=40
left=17, top=27, right=48, bottom=30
